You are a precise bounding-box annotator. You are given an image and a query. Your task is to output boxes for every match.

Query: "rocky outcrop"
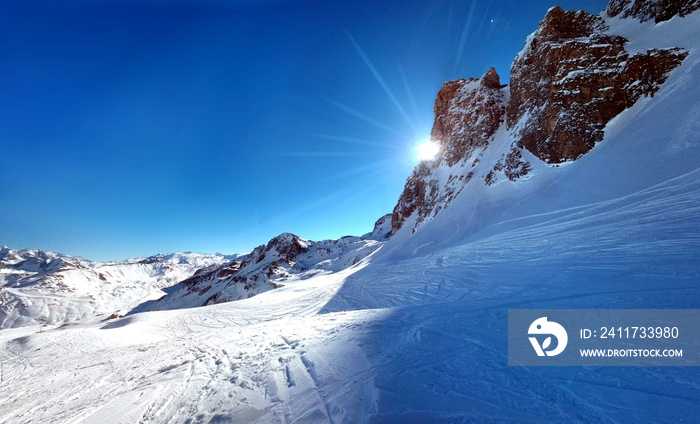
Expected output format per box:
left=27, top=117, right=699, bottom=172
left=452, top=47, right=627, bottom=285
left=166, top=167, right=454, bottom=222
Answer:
left=391, top=164, right=439, bottom=234
left=606, top=0, right=700, bottom=22
left=507, top=6, right=687, bottom=163
left=495, top=148, right=532, bottom=182
left=364, top=213, right=393, bottom=241
left=160, top=233, right=312, bottom=307
left=391, top=68, right=508, bottom=234
left=390, top=0, right=692, bottom=235
left=431, top=67, right=507, bottom=167
left=254, top=233, right=311, bottom=265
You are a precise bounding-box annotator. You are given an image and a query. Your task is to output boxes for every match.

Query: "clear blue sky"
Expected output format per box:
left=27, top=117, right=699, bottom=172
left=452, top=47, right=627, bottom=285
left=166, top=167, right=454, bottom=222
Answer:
left=0, top=0, right=608, bottom=261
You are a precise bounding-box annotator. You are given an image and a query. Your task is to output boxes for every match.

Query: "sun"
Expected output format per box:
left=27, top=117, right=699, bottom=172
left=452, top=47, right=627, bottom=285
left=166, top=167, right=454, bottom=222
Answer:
left=417, top=141, right=440, bottom=161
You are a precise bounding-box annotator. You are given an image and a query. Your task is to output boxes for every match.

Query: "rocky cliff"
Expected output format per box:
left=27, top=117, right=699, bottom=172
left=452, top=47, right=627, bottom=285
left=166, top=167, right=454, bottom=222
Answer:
left=391, top=68, right=513, bottom=234
left=606, top=0, right=700, bottom=22
left=391, top=0, right=693, bottom=235
left=432, top=67, right=506, bottom=167
left=508, top=6, right=687, bottom=163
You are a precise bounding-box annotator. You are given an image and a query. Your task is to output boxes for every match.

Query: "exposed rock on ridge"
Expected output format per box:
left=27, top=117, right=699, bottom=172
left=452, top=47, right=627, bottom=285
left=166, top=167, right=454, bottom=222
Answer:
left=392, top=68, right=508, bottom=234
left=431, top=67, right=507, bottom=167
left=1, top=216, right=393, bottom=325
left=606, top=0, right=700, bottom=22
left=508, top=6, right=687, bottom=163
left=390, top=0, right=693, bottom=234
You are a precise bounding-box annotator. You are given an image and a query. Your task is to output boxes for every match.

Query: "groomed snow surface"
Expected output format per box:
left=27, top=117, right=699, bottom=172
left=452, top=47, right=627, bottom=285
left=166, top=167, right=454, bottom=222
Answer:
left=2, top=12, right=700, bottom=424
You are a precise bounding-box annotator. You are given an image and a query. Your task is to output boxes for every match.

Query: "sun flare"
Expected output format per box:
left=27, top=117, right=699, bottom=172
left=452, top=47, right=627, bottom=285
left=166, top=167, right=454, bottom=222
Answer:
left=417, top=141, right=440, bottom=161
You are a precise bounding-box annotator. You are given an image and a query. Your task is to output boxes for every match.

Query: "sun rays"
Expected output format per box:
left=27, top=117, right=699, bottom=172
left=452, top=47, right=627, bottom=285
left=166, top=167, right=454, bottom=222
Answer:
left=452, top=0, right=478, bottom=77
left=342, top=28, right=420, bottom=138
left=279, top=28, right=431, bottom=185
left=275, top=14, right=486, bottom=229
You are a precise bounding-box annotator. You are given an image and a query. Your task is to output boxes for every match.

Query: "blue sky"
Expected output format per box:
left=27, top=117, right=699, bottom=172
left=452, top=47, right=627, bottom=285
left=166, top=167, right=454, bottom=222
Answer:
left=0, top=0, right=608, bottom=261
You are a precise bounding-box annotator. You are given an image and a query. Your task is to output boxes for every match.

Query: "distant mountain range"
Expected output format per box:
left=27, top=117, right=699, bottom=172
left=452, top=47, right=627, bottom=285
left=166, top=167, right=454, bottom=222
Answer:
left=0, top=215, right=391, bottom=328
left=2, top=0, right=698, bottom=330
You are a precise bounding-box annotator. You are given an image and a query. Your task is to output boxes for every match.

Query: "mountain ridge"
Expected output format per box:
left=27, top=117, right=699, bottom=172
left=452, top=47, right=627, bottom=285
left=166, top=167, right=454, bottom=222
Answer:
left=0, top=214, right=392, bottom=327
left=390, top=0, right=695, bottom=236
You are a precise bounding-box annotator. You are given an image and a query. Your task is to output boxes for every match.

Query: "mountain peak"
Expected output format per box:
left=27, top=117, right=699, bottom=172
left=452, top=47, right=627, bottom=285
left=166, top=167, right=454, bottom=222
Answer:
left=508, top=5, right=688, bottom=163
left=537, top=6, right=607, bottom=42
left=480, top=67, right=502, bottom=89
left=390, top=0, right=693, bottom=235
left=391, top=68, right=509, bottom=234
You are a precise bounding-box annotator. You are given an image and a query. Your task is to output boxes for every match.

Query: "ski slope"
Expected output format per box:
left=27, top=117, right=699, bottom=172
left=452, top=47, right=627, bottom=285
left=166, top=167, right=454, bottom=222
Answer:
left=1, top=9, right=700, bottom=424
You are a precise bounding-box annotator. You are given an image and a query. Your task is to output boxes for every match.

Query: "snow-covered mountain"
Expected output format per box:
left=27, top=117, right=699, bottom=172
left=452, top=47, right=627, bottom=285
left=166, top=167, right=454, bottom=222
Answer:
left=0, top=247, right=235, bottom=328
left=391, top=4, right=689, bottom=236
left=132, top=214, right=391, bottom=312
left=1, top=1, right=699, bottom=422
left=0, top=215, right=391, bottom=328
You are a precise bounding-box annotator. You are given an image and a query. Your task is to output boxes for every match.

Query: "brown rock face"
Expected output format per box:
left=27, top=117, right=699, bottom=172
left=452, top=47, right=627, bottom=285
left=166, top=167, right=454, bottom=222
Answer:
left=264, top=233, right=310, bottom=263
left=392, top=68, right=508, bottom=234
left=507, top=6, right=687, bottom=163
left=606, top=0, right=700, bottom=22
left=389, top=1, right=692, bottom=235
left=480, top=66, right=503, bottom=89
left=391, top=164, right=439, bottom=234
left=431, top=68, right=506, bottom=167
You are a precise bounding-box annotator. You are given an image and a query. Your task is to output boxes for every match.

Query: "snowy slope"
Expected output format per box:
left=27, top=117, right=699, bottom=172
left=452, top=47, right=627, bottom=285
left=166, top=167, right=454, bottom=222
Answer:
left=0, top=248, right=234, bottom=328
left=320, top=10, right=700, bottom=421
left=131, top=215, right=391, bottom=313
left=0, top=265, right=386, bottom=424
left=0, top=6, right=699, bottom=424
left=378, top=9, right=700, bottom=265
left=0, top=215, right=390, bottom=329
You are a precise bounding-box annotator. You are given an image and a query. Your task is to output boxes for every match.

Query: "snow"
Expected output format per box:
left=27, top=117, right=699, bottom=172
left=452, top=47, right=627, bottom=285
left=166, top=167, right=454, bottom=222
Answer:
left=131, top=232, right=386, bottom=314
left=0, top=250, right=233, bottom=328
left=1, top=8, right=700, bottom=424
left=605, top=6, right=700, bottom=54
left=0, top=265, right=386, bottom=423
